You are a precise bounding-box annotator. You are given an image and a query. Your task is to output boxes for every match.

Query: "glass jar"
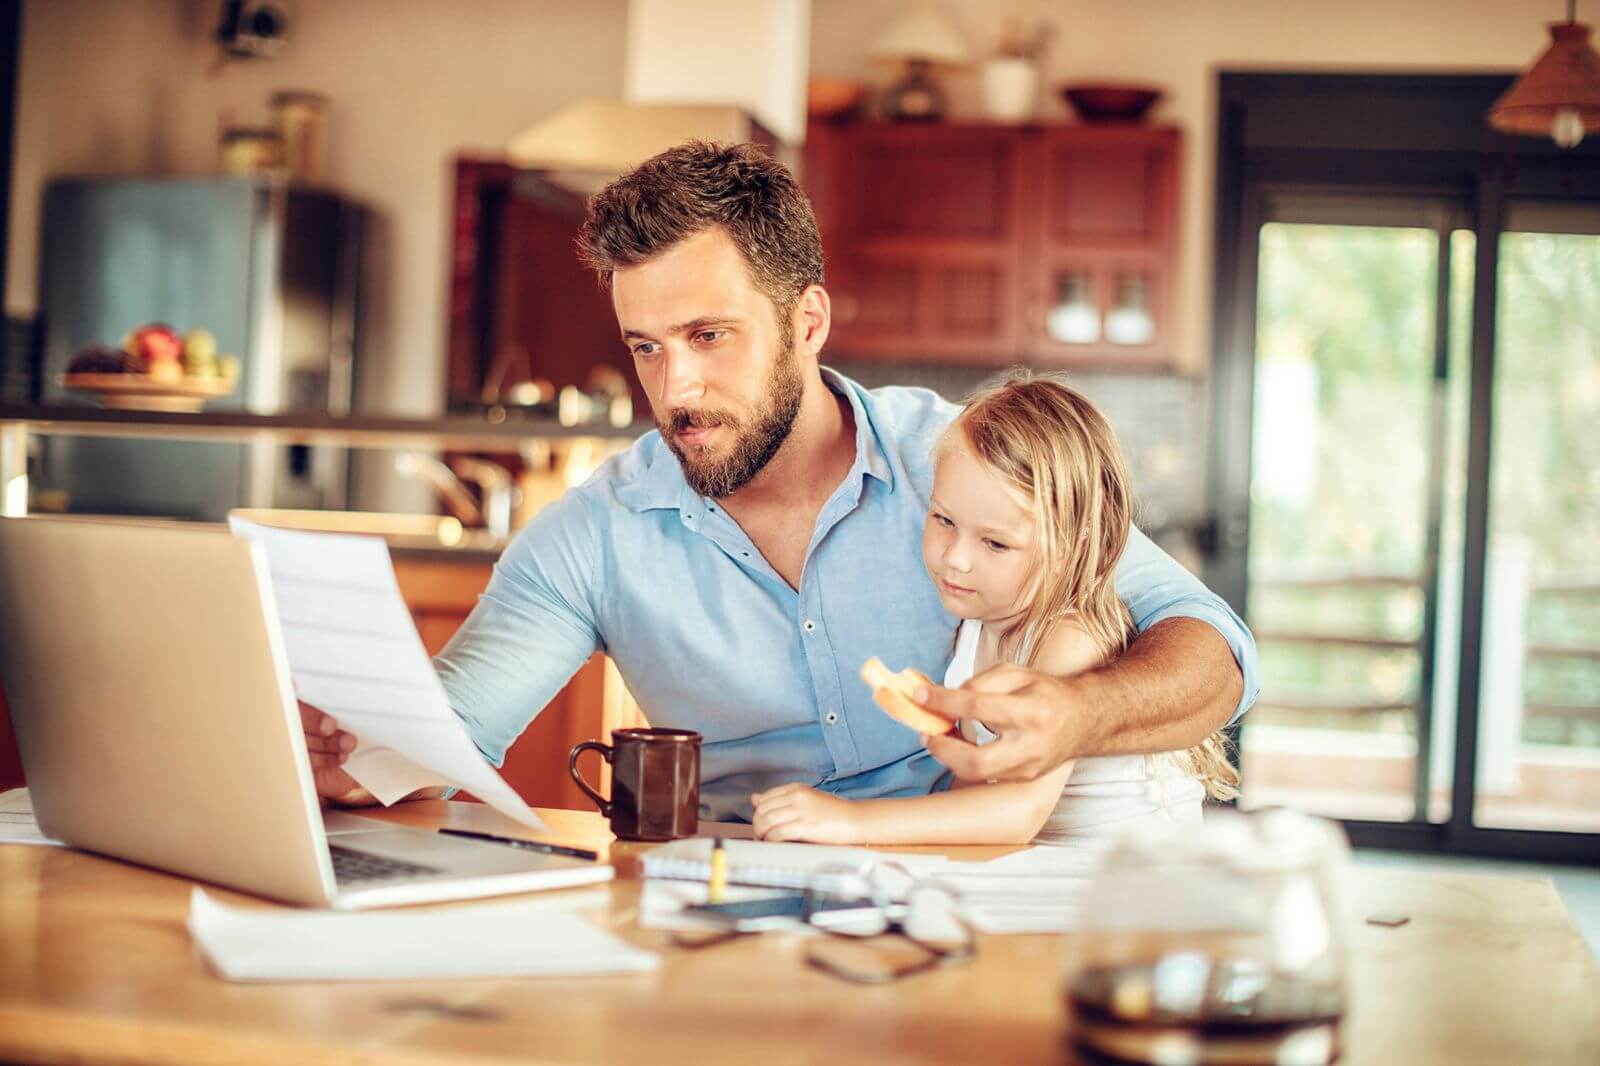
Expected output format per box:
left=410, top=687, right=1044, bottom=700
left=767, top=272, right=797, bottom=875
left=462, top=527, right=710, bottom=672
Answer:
left=219, top=126, right=282, bottom=176
left=1105, top=273, right=1156, bottom=346
left=1062, top=808, right=1350, bottom=1065
left=269, top=91, right=329, bottom=182
left=1046, top=272, right=1100, bottom=344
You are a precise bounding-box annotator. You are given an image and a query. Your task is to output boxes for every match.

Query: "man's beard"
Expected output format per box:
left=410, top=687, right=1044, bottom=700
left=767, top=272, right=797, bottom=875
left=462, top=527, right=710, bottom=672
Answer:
left=660, top=330, right=804, bottom=499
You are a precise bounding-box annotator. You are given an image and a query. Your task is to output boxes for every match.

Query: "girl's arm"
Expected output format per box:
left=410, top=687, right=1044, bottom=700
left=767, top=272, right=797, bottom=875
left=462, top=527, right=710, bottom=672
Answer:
left=791, top=761, right=1078, bottom=845
left=752, top=621, right=1104, bottom=846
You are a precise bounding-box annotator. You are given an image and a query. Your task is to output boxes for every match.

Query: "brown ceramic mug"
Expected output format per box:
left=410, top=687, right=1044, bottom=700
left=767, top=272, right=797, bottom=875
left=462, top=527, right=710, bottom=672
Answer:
left=568, top=728, right=701, bottom=841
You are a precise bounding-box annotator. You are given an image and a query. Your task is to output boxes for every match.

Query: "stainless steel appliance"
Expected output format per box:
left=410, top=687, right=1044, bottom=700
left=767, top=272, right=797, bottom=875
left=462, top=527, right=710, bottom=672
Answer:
left=36, top=176, right=365, bottom=519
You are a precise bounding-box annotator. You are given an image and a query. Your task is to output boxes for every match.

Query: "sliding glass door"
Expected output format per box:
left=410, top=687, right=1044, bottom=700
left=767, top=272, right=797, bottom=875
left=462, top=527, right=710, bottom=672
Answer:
left=1235, top=194, right=1469, bottom=827
left=1473, top=202, right=1600, bottom=834
left=1217, top=182, right=1600, bottom=860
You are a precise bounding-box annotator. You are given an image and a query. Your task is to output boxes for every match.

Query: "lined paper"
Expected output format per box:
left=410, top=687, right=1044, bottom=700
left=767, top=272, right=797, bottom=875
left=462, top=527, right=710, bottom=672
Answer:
left=229, top=519, right=547, bottom=832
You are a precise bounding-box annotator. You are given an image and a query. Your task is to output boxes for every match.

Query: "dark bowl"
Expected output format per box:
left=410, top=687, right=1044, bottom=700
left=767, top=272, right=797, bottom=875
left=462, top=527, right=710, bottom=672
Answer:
left=1060, top=85, right=1163, bottom=124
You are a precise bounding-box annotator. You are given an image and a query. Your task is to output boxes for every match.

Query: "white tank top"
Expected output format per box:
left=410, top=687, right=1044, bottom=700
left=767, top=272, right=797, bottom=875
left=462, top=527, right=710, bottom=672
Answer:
left=944, top=618, right=1205, bottom=844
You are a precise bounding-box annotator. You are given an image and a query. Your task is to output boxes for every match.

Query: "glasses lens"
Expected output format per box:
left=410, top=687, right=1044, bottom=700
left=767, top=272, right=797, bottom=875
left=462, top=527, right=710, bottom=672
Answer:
left=903, top=883, right=974, bottom=955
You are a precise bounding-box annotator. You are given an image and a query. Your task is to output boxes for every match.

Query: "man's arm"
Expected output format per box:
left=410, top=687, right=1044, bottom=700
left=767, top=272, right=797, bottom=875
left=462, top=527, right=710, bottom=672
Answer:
left=300, top=490, right=605, bottom=802
left=920, top=526, right=1258, bottom=783
left=430, top=489, right=606, bottom=768
left=921, top=618, right=1240, bottom=783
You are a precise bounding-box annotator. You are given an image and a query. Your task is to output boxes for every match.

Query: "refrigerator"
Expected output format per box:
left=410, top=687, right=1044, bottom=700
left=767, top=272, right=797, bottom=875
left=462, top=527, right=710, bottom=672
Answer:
left=36, top=176, right=366, bottom=519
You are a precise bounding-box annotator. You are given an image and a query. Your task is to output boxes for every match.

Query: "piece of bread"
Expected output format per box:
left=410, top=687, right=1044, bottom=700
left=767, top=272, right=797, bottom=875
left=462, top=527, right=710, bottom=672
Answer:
left=859, top=657, right=953, bottom=735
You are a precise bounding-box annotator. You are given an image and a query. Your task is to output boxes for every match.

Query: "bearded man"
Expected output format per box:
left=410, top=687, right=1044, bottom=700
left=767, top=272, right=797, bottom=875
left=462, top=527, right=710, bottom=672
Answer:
left=300, top=141, right=1258, bottom=822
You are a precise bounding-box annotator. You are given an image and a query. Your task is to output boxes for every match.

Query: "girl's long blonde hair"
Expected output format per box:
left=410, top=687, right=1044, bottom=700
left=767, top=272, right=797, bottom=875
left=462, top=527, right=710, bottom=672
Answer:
left=948, top=371, right=1239, bottom=802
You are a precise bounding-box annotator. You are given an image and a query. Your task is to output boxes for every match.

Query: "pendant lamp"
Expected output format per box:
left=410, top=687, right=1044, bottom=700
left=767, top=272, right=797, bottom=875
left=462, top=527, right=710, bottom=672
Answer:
left=1488, top=0, right=1600, bottom=149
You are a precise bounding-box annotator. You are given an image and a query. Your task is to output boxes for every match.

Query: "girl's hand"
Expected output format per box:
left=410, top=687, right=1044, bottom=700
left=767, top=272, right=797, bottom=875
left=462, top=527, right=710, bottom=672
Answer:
left=750, top=784, right=862, bottom=844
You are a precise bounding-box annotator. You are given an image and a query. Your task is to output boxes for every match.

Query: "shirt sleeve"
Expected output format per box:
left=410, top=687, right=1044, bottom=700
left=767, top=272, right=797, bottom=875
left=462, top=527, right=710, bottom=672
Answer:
left=1114, top=525, right=1260, bottom=725
left=432, top=489, right=604, bottom=767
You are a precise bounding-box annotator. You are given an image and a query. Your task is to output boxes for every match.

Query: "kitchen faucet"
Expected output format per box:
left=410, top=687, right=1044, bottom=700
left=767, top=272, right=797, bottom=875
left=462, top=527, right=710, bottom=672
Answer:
left=393, top=453, right=516, bottom=539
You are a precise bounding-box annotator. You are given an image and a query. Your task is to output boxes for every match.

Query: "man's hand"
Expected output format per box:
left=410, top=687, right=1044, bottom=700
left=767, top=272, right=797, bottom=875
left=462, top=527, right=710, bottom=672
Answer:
left=297, top=700, right=371, bottom=805
left=750, top=783, right=863, bottom=844
left=916, top=665, right=1095, bottom=784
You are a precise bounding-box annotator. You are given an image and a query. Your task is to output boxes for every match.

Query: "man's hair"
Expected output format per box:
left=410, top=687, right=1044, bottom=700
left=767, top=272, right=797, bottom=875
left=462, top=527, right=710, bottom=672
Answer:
left=576, top=140, right=824, bottom=317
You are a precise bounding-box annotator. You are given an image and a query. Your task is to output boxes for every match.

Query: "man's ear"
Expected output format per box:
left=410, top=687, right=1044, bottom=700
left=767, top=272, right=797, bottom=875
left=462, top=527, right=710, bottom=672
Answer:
left=795, top=284, right=831, bottom=359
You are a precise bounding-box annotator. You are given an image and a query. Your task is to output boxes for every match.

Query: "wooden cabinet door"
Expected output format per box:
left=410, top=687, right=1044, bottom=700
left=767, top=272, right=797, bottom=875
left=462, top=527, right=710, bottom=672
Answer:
left=1023, top=127, right=1179, bottom=367
left=822, top=125, right=1024, bottom=363
left=394, top=558, right=605, bottom=811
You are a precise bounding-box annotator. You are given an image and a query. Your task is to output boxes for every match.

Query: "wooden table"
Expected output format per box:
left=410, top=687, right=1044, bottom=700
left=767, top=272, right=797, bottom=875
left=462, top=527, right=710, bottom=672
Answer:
left=2, top=802, right=1597, bottom=1065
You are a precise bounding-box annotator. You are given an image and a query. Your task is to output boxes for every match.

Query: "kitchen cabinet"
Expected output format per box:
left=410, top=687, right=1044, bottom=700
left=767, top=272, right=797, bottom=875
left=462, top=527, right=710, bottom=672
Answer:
left=393, top=557, right=641, bottom=811
left=804, top=122, right=1180, bottom=368
left=444, top=159, right=644, bottom=415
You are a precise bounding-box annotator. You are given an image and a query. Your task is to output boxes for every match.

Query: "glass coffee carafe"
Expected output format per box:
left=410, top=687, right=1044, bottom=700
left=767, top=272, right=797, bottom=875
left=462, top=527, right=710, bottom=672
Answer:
left=1062, top=808, right=1350, bottom=1066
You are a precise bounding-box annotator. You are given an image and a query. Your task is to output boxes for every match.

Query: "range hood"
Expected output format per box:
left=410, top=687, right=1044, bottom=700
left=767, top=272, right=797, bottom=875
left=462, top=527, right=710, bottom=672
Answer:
left=508, top=0, right=809, bottom=191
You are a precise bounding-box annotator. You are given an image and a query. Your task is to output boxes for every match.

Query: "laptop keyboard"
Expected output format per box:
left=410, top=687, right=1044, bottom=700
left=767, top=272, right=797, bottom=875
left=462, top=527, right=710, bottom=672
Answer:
left=329, top=844, right=443, bottom=884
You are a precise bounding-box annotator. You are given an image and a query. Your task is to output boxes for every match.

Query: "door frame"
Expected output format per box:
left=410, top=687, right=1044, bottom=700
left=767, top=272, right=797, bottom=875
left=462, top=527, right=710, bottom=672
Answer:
left=1208, top=72, right=1600, bottom=864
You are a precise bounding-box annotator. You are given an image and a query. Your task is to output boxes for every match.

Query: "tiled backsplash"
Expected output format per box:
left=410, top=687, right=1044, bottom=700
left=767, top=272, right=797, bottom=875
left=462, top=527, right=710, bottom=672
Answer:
left=827, top=359, right=1212, bottom=568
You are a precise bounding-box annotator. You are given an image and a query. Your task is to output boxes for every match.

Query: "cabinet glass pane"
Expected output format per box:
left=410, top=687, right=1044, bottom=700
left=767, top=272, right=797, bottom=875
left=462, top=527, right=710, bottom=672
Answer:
left=1045, top=270, right=1098, bottom=344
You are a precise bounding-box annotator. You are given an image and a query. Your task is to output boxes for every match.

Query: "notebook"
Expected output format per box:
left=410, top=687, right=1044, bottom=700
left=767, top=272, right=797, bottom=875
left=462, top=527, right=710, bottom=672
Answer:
left=641, top=838, right=884, bottom=892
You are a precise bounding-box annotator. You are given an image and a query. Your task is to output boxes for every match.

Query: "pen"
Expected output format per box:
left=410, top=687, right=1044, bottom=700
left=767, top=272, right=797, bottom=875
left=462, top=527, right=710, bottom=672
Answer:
left=708, top=837, right=728, bottom=903
left=438, top=827, right=599, bottom=861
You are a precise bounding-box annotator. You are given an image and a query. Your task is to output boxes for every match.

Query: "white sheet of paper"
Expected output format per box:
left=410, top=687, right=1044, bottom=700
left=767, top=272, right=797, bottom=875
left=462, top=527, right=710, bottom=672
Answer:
left=925, top=844, right=1105, bottom=933
left=228, top=519, right=546, bottom=832
left=0, top=788, right=63, bottom=847
left=188, top=888, right=656, bottom=981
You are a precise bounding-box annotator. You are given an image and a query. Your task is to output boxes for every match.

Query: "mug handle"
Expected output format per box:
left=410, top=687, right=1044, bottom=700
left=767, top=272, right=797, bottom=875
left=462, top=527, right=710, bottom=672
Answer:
left=568, top=740, right=613, bottom=817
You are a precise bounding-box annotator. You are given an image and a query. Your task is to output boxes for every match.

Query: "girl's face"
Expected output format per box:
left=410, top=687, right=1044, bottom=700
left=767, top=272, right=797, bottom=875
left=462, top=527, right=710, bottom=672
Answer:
left=922, top=435, right=1041, bottom=624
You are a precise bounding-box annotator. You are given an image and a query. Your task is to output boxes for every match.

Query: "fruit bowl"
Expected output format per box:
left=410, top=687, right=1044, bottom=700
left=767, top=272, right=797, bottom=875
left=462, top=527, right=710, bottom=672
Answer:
left=1060, top=84, right=1163, bottom=124
left=58, top=373, right=236, bottom=413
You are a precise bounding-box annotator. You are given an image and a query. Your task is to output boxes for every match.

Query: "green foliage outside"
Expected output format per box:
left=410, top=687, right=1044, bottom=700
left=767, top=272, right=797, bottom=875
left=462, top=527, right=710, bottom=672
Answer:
left=1246, top=222, right=1599, bottom=749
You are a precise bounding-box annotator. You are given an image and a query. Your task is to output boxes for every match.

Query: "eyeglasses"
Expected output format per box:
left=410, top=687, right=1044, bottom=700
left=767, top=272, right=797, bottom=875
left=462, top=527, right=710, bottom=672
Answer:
left=799, top=860, right=976, bottom=984
left=668, top=859, right=977, bottom=985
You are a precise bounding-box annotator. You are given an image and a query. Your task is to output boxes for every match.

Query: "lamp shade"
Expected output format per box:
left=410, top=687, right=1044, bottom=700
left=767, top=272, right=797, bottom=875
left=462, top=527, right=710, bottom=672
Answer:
left=1488, top=20, right=1600, bottom=144
left=871, top=7, right=972, bottom=66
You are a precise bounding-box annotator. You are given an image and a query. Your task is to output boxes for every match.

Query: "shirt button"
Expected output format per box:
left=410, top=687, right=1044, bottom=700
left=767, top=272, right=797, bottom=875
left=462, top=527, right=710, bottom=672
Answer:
left=803, top=619, right=817, bottom=633
left=825, top=711, right=838, bottom=724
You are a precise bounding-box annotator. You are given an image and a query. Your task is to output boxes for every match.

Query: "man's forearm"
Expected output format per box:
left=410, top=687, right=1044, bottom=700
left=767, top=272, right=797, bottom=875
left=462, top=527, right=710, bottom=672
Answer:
left=1073, top=617, right=1242, bottom=757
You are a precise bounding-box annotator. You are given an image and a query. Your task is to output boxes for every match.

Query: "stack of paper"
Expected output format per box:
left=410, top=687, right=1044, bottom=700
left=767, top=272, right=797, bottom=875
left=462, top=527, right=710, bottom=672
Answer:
left=188, top=888, right=657, bottom=981
left=230, top=520, right=546, bottom=832
left=926, top=845, right=1104, bottom=933
left=639, top=835, right=1096, bottom=934
left=0, top=788, right=60, bottom=847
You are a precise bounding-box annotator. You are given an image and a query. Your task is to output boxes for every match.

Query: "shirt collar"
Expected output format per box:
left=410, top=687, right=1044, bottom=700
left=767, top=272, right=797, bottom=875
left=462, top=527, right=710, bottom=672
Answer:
left=618, top=366, right=896, bottom=514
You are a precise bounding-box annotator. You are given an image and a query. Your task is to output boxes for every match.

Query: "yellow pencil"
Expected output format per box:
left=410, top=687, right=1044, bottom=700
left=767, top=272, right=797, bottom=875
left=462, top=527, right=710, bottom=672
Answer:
left=708, top=837, right=728, bottom=904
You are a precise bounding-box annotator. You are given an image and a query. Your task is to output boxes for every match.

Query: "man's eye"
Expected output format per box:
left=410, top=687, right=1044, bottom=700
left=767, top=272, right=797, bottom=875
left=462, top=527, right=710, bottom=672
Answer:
left=631, top=343, right=658, bottom=358
left=695, top=330, right=724, bottom=345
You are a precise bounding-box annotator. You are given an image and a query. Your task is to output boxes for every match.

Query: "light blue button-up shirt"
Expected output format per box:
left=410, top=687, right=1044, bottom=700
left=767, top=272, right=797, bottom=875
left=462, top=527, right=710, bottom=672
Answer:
left=435, top=370, right=1258, bottom=822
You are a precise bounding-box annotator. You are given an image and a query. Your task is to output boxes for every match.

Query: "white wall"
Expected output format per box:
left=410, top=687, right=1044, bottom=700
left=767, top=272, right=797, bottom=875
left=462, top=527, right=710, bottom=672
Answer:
left=810, top=0, right=1548, bottom=374
left=5, top=0, right=1556, bottom=406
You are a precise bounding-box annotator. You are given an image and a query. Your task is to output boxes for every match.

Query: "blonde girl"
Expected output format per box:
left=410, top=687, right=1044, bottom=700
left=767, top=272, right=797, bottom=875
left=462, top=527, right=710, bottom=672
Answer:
left=751, top=372, right=1238, bottom=845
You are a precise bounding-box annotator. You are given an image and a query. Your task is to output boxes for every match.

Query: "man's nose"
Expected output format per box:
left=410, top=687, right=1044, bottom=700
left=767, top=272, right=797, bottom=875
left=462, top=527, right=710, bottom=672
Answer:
left=657, top=346, right=706, bottom=408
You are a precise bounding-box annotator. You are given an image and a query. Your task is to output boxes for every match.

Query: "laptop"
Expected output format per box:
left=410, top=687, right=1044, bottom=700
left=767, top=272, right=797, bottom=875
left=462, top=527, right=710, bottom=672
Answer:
left=0, top=516, right=613, bottom=909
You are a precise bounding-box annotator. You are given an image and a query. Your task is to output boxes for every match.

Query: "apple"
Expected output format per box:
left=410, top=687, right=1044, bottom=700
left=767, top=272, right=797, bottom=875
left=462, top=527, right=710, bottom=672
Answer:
left=130, top=323, right=182, bottom=364
left=147, top=359, right=182, bottom=384
left=183, top=328, right=218, bottom=363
